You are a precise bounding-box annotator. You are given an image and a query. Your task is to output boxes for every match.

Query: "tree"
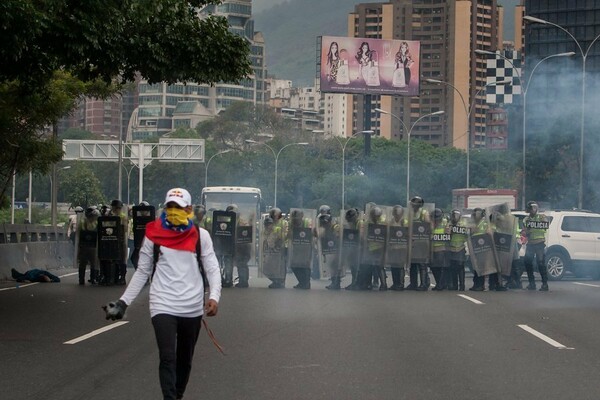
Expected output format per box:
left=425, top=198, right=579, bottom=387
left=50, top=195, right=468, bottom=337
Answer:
left=0, top=1, right=252, bottom=208
left=60, top=162, right=105, bottom=208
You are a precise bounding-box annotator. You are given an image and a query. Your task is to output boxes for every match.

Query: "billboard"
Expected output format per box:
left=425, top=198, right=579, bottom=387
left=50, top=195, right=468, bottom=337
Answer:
left=318, top=36, right=420, bottom=96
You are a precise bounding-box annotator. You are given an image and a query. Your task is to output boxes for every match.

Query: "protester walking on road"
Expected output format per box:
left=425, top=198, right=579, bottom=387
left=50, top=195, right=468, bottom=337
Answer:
left=103, top=187, right=222, bottom=400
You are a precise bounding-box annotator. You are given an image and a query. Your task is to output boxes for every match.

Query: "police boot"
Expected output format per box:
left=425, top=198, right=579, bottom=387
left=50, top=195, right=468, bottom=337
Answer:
left=417, top=268, right=429, bottom=291
left=78, top=266, right=86, bottom=285
left=236, top=267, right=249, bottom=288
left=345, top=269, right=358, bottom=290
left=378, top=267, right=388, bottom=291
left=525, top=264, right=536, bottom=290
left=469, top=274, right=484, bottom=291
left=326, top=276, right=341, bottom=290
left=406, top=265, right=419, bottom=290
left=437, top=268, right=447, bottom=291
left=458, top=268, right=466, bottom=291
left=390, top=269, right=403, bottom=291
left=488, top=273, right=499, bottom=291
left=431, top=268, right=441, bottom=290
left=357, top=265, right=372, bottom=290
left=90, top=269, right=98, bottom=285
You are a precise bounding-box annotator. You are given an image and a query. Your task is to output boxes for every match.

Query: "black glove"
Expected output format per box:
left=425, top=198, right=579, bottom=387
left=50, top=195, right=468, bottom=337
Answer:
left=102, top=299, right=128, bottom=320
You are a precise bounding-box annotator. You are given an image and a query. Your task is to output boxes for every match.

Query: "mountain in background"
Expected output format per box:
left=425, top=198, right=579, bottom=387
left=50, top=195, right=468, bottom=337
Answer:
left=254, top=0, right=521, bottom=86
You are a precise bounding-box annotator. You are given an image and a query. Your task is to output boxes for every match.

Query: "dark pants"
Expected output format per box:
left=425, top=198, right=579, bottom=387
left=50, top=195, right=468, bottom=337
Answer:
left=524, top=242, right=547, bottom=284
left=152, top=314, right=203, bottom=400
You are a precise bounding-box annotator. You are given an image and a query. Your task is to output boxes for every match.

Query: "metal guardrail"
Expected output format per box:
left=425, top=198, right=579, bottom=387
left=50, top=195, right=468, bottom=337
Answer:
left=0, top=224, right=68, bottom=244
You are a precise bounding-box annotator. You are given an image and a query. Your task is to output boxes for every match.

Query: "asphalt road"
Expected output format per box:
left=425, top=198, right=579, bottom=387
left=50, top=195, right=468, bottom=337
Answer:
left=1, top=269, right=600, bottom=400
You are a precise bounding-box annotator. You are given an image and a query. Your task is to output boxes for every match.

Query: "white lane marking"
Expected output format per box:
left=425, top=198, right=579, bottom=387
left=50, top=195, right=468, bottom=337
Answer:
left=458, top=294, right=485, bottom=305
left=573, top=282, right=600, bottom=288
left=0, top=283, right=39, bottom=292
left=518, top=324, right=574, bottom=350
left=64, top=321, right=130, bottom=345
left=59, top=272, right=78, bottom=278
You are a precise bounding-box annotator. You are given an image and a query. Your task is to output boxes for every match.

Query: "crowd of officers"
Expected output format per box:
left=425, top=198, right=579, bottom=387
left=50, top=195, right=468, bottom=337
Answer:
left=74, top=195, right=550, bottom=293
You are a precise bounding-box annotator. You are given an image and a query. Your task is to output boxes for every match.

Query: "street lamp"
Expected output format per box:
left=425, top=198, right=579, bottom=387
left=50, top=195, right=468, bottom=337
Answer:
left=49, top=165, right=71, bottom=226
left=374, top=109, right=445, bottom=205
left=523, top=16, right=600, bottom=208
left=425, top=78, right=510, bottom=189
left=476, top=49, right=575, bottom=209
left=204, top=149, right=233, bottom=188
left=245, top=140, right=309, bottom=208
left=333, top=130, right=373, bottom=210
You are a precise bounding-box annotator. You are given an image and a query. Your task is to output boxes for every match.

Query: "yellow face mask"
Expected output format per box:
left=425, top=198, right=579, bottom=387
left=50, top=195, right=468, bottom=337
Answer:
left=165, top=207, right=192, bottom=226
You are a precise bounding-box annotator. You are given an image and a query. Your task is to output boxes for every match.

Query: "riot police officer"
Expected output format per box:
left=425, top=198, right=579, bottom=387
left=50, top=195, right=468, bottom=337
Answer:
left=388, top=205, right=408, bottom=291
left=358, top=205, right=387, bottom=291
left=193, top=204, right=207, bottom=229
left=288, top=209, right=314, bottom=289
left=316, top=212, right=341, bottom=290
left=110, top=199, right=129, bottom=285
left=431, top=208, right=449, bottom=291
left=268, top=207, right=287, bottom=288
left=448, top=209, right=468, bottom=291
left=342, top=208, right=362, bottom=290
left=469, top=208, right=489, bottom=291
left=523, top=201, right=549, bottom=291
left=407, top=196, right=431, bottom=291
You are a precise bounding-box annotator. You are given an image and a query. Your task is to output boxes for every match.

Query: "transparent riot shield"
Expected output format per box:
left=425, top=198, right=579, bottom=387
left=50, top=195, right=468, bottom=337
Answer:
left=386, top=206, right=409, bottom=268
left=287, top=208, right=316, bottom=270
left=97, top=216, right=123, bottom=261
left=488, top=203, right=517, bottom=277
left=431, top=211, right=451, bottom=269
left=236, top=205, right=257, bottom=269
left=361, top=204, right=390, bottom=266
left=340, top=209, right=363, bottom=276
left=408, top=202, right=434, bottom=264
left=466, top=218, right=500, bottom=277
left=73, top=210, right=84, bottom=269
left=258, top=214, right=286, bottom=280
left=316, top=214, right=341, bottom=279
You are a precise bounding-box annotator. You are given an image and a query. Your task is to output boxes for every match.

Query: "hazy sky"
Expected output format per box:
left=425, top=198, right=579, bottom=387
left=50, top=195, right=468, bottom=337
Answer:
left=254, top=0, right=521, bottom=40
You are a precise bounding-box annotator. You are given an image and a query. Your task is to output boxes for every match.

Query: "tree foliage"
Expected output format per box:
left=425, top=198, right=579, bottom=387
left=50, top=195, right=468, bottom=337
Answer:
left=0, top=0, right=252, bottom=208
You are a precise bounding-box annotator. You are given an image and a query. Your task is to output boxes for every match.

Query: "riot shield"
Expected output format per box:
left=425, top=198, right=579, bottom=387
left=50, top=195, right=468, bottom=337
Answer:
left=211, top=210, right=237, bottom=258
left=132, top=205, right=156, bottom=249
left=386, top=206, right=409, bottom=268
left=489, top=203, right=517, bottom=277
left=258, top=214, right=286, bottom=280
left=340, top=209, right=363, bottom=275
left=287, top=208, right=316, bottom=270
left=361, top=204, right=390, bottom=266
left=97, top=216, right=123, bottom=261
left=235, top=205, right=257, bottom=268
left=408, top=203, right=434, bottom=264
left=73, top=211, right=84, bottom=269
left=316, top=214, right=341, bottom=279
left=431, top=218, right=451, bottom=269
left=467, top=225, right=500, bottom=277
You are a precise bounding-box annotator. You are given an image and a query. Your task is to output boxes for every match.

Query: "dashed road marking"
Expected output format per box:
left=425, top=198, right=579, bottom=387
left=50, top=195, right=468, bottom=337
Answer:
left=0, top=283, right=39, bottom=292
left=518, top=324, right=574, bottom=350
left=64, top=321, right=130, bottom=345
left=458, top=294, right=485, bottom=305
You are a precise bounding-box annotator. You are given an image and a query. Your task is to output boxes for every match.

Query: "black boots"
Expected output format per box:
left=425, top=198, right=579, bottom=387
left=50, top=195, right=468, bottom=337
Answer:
left=390, top=268, right=404, bottom=291
left=417, top=268, right=429, bottom=291
left=406, top=265, right=419, bottom=290
left=345, top=269, right=358, bottom=290
left=377, top=267, right=387, bottom=291
left=458, top=268, right=465, bottom=291
left=326, top=276, right=341, bottom=290
left=292, top=268, right=311, bottom=289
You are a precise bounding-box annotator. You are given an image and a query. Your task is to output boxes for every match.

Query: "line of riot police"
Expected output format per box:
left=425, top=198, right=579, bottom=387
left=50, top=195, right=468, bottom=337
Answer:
left=185, top=197, right=550, bottom=292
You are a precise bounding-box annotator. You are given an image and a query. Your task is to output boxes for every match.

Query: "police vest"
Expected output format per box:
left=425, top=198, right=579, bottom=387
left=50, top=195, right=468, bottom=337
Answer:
left=524, top=214, right=547, bottom=243
left=449, top=221, right=468, bottom=252
left=431, top=219, right=450, bottom=250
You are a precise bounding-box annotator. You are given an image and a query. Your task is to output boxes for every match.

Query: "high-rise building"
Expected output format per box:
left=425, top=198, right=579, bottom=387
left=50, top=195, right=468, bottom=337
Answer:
left=346, top=0, right=504, bottom=150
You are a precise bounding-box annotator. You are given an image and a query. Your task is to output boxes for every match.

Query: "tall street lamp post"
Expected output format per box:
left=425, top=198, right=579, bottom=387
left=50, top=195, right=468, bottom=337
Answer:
left=204, top=149, right=233, bottom=188
left=374, top=109, right=445, bottom=205
left=425, top=78, right=511, bottom=189
left=476, top=49, right=575, bottom=209
left=334, top=130, right=373, bottom=210
left=524, top=15, right=600, bottom=209
left=245, top=141, right=308, bottom=208
left=49, top=166, right=72, bottom=226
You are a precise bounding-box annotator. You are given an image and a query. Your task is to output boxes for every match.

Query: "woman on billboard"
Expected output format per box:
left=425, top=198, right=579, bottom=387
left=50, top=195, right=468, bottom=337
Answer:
left=355, top=41, right=373, bottom=82
left=394, top=41, right=414, bottom=87
left=326, top=42, right=340, bottom=82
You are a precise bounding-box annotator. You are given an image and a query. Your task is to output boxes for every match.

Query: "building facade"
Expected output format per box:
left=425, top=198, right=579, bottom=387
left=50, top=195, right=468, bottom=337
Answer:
left=345, top=0, right=504, bottom=149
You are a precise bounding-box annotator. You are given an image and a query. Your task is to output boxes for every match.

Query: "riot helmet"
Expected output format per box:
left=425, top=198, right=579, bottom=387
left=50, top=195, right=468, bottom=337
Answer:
left=369, top=206, right=383, bottom=222
left=85, top=207, right=99, bottom=218
left=290, top=209, right=304, bottom=226
left=139, top=200, right=150, bottom=206
left=345, top=208, right=359, bottom=223
left=526, top=201, right=538, bottom=215
left=473, top=207, right=485, bottom=221
left=433, top=208, right=444, bottom=221
left=450, top=209, right=461, bottom=223
left=110, top=199, right=123, bottom=208
left=269, top=207, right=282, bottom=221
left=392, top=205, right=404, bottom=221
left=410, top=196, right=424, bottom=211
left=74, top=206, right=84, bottom=213
left=318, top=205, right=331, bottom=215
left=225, top=204, right=238, bottom=213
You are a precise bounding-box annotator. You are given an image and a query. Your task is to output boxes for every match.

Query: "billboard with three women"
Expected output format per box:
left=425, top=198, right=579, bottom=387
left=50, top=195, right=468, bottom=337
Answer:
left=318, top=36, right=420, bottom=96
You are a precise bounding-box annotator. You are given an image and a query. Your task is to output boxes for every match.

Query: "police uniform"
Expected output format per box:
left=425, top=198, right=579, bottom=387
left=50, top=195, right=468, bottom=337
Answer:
left=469, top=214, right=490, bottom=291
left=407, top=207, right=431, bottom=291
left=523, top=203, right=549, bottom=291
left=430, top=212, right=449, bottom=291
left=448, top=214, right=468, bottom=291
left=77, top=212, right=99, bottom=284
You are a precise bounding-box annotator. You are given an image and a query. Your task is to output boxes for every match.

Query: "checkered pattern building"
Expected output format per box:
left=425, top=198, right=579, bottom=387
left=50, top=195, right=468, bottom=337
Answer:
left=485, top=50, right=522, bottom=104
